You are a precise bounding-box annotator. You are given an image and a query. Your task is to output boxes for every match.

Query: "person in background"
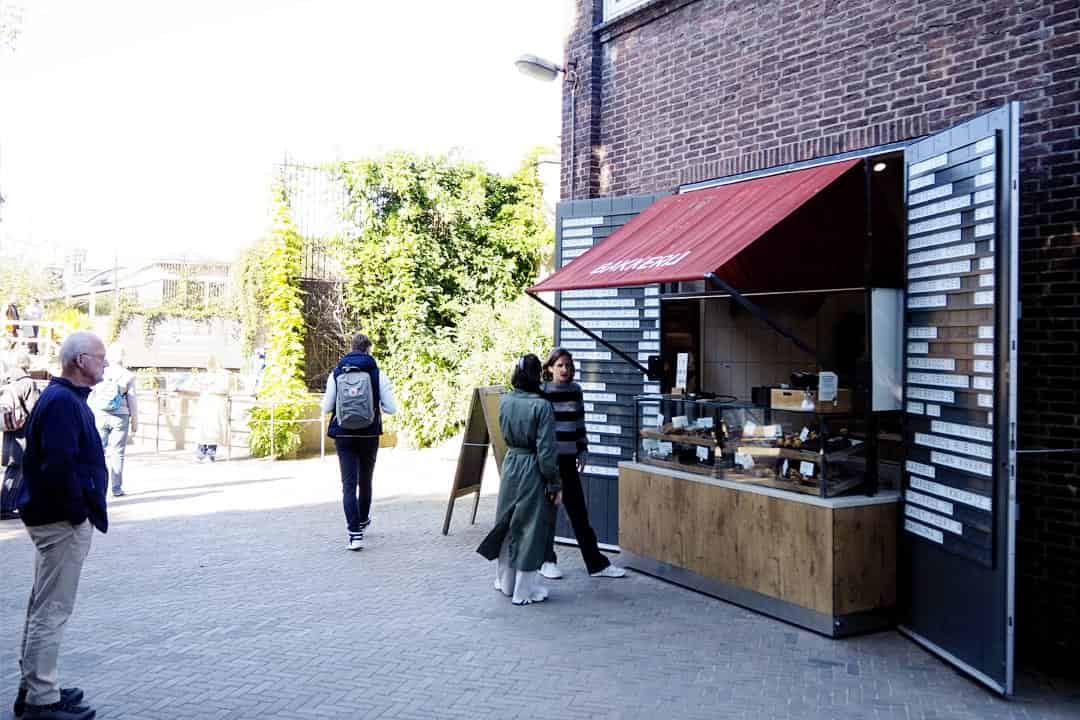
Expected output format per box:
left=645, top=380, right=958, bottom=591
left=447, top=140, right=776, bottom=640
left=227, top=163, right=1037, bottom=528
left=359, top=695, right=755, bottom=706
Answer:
left=5, top=296, right=20, bottom=339
left=321, top=333, right=397, bottom=551
left=1, top=351, right=39, bottom=521
left=476, top=354, right=562, bottom=606
left=23, top=299, right=43, bottom=355
left=14, top=331, right=107, bottom=720
left=538, top=347, right=626, bottom=580
left=251, top=346, right=266, bottom=394
left=192, top=356, right=230, bottom=462
left=89, top=344, right=137, bottom=497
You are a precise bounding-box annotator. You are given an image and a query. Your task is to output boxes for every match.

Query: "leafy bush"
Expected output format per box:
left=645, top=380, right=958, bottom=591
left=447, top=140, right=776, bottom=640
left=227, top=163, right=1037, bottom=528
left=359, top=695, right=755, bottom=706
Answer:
left=44, top=306, right=92, bottom=332
left=246, top=184, right=309, bottom=458
left=248, top=400, right=314, bottom=459
left=332, top=149, right=552, bottom=447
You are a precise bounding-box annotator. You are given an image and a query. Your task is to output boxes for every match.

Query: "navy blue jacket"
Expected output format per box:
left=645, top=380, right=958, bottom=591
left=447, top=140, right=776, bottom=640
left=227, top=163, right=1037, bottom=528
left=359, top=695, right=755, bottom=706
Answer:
left=18, top=377, right=109, bottom=533
left=327, top=352, right=382, bottom=438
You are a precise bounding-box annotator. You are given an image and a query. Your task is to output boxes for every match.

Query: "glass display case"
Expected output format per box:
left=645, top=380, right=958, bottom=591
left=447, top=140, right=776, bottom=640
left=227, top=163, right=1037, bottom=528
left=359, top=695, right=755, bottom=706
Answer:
left=635, top=395, right=867, bottom=497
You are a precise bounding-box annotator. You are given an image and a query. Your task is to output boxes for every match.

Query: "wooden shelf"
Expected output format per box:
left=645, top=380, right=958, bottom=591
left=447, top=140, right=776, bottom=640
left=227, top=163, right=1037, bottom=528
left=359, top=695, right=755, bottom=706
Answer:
left=639, top=458, right=868, bottom=498
left=639, top=428, right=720, bottom=448
left=639, top=455, right=722, bottom=477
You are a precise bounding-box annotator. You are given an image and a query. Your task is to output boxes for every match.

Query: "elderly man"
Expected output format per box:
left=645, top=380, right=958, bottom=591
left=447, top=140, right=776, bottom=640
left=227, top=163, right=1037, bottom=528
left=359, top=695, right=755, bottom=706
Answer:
left=13, top=332, right=107, bottom=720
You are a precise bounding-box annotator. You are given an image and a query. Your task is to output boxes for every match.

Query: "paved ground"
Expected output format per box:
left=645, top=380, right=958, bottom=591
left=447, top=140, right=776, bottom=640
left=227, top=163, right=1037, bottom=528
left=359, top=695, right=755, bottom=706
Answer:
left=1, top=443, right=1078, bottom=720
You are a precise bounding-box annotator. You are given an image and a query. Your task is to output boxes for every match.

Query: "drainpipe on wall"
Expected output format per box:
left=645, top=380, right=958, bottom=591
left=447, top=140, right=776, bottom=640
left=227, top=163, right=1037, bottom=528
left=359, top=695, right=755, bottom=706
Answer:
left=566, top=60, right=579, bottom=199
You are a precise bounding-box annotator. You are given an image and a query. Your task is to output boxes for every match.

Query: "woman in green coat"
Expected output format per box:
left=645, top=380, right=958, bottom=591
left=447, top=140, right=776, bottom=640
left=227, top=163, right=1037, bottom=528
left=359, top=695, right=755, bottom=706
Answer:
left=477, top=355, right=562, bottom=606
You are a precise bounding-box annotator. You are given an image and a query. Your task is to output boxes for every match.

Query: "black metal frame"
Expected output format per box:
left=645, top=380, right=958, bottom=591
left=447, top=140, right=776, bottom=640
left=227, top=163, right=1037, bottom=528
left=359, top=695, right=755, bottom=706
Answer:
left=527, top=291, right=653, bottom=376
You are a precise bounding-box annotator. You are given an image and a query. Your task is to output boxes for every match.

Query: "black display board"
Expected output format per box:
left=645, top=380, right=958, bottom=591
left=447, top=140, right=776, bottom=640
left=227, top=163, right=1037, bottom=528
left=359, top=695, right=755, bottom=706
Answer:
left=899, top=103, right=1019, bottom=695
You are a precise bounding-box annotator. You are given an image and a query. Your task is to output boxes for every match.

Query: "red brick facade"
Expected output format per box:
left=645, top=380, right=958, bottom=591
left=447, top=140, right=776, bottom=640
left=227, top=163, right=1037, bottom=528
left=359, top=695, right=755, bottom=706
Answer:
left=562, top=0, right=1080, bottom=667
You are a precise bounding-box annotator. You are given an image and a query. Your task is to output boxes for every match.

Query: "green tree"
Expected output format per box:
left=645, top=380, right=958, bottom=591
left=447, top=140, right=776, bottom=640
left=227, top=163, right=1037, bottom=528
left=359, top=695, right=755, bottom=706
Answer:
left=0, top=2, right=23, bottom=55
left=0, top=256, right=60, bottom=304
left=246, top=185, right=312, bottom=457
left=333, top=148, right=552, bottom=446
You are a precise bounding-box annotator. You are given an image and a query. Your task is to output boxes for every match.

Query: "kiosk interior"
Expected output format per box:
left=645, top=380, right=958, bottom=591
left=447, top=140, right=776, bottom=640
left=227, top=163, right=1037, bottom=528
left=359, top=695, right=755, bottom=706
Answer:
left=528, top=101, right=1020, bottom=694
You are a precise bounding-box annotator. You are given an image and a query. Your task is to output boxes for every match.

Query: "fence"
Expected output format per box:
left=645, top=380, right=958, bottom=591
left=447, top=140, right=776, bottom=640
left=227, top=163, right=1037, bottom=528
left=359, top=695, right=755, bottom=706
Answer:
left=3, top=320, right=75, bottom=360
left=129, top=390, right=330, bottom=460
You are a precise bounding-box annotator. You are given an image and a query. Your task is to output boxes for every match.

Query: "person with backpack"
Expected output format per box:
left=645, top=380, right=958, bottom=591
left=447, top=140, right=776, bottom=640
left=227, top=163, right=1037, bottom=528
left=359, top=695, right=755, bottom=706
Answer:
left=89, top=344, right=137, bottom=498
left=321, top=333, right=397, bottom=551
left=1, top=351, right=39, bottom=521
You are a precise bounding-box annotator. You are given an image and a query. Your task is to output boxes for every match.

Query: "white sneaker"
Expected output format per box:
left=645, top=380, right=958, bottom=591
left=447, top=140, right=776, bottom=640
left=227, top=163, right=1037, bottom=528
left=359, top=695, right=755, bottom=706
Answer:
left=347, top=533, right=364, bottom=551
left=539, top=562, right=563, bottom=579
left=590, top=564, right=627, bottom=578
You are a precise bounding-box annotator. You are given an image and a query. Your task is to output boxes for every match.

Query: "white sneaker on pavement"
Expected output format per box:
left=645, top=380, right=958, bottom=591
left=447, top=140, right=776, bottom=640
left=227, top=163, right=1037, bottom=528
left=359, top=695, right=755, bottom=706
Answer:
left=590, top=564, right=627, bottom=578
left=539, top=562, right=563, bottom=579
left=347, top=533, right=364, bottom=551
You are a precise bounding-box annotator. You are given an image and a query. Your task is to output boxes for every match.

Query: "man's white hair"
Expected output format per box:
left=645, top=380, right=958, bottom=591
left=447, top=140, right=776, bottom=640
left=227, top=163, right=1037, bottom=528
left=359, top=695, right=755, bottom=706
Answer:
left=59, top=331, right=103, bottom=371
left=12, top=350, right=31, bottom=371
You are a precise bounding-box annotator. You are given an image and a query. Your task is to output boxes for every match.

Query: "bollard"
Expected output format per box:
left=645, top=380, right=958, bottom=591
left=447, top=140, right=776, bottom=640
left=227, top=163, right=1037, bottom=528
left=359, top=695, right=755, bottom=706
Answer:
left=226, top=395, right=233, bottom=462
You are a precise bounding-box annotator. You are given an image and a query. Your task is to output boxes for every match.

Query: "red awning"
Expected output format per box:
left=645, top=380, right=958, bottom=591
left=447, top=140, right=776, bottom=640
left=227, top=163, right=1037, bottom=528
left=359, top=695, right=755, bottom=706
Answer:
left=528, top=159, right=861, bottom=293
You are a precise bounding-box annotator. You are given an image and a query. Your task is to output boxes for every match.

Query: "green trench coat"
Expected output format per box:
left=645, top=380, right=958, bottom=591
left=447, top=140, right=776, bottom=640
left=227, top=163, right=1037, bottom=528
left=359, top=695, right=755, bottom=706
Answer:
left=476, top=389, right=561, bottom=571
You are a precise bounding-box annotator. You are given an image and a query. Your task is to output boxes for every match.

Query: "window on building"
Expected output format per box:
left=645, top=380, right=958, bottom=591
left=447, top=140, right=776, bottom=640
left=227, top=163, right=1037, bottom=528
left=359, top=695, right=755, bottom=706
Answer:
left=604, top=0, right=650, bottom=21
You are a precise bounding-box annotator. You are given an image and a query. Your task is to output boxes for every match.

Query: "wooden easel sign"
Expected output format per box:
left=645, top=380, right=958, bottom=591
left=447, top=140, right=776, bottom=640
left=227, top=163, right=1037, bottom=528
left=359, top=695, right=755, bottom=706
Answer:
left=442, top=386, right=506, bottom=535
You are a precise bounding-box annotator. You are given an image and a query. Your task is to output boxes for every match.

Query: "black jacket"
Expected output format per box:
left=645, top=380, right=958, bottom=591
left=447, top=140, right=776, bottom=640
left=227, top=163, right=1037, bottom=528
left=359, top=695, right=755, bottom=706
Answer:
left=18, top=377, right=108, bottom=532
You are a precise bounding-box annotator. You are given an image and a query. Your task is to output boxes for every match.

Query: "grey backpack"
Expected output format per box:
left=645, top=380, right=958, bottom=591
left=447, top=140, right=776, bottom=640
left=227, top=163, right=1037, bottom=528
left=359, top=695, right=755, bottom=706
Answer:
left=335, top=366, right=376, bottom=431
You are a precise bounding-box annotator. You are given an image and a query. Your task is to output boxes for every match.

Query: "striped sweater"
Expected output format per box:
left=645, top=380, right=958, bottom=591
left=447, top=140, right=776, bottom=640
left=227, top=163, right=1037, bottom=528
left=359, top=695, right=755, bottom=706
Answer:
left=541, top=381, right=588, bottom=458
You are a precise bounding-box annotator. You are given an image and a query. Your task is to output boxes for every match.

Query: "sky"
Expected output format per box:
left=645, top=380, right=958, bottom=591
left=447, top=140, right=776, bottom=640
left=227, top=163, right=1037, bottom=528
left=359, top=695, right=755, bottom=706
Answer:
left=0, top=0, right=570, bottom=267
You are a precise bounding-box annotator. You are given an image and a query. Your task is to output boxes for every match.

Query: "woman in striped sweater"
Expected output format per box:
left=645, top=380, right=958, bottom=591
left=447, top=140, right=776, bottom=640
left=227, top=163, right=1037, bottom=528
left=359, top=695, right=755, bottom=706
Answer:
left=539, top=348, right=626, bottom=580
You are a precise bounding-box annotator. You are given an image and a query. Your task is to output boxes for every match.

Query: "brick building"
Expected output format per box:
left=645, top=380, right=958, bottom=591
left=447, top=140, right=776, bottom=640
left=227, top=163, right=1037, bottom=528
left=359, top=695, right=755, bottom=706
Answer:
left=555, top=0, right=1078, bottom=676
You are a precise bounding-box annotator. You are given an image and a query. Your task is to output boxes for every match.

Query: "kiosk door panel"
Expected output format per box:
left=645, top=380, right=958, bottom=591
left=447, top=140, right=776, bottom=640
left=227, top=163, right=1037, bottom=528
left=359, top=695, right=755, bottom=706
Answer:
left=900, top=102, right=1019, bottom=694
left=552, top=195, right=667, bottom=546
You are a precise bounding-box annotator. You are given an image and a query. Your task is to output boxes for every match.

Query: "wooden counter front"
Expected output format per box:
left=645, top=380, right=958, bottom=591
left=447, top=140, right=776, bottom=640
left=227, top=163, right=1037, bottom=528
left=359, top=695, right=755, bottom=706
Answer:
left=618, top=462, right=898, bottom=636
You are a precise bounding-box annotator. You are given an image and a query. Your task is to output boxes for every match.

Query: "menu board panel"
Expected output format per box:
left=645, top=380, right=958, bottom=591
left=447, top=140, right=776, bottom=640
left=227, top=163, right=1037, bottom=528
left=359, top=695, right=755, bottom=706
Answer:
left=902, top=134, right=999, bottom=568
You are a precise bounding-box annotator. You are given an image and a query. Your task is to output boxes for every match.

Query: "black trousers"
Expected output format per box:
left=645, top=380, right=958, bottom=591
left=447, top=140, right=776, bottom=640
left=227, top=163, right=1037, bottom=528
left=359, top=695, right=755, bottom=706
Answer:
left=545, top=456, right=610, bottom=574
left=335, top=435, right=379, bottom=533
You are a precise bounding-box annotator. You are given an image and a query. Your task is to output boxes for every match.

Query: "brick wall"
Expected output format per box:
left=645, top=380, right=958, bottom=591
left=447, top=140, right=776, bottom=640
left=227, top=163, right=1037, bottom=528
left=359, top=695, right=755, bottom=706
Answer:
left=562, top=0, right=1080, bottom=668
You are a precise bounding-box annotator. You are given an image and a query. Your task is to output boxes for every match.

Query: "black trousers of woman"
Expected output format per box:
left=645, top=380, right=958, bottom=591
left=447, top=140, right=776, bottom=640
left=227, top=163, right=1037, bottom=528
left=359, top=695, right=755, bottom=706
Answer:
left=545, top=455, right=610, bottom=574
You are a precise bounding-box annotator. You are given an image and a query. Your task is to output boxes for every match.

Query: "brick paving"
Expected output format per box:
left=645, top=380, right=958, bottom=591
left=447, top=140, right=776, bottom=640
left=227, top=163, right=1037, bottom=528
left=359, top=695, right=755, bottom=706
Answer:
left=1, top=444, right=1078, bottom=720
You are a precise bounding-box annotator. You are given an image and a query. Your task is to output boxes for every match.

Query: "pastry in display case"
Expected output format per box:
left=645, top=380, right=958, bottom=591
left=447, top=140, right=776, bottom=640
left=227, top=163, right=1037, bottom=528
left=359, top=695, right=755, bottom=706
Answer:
left=635, top=395, right=763, bottom=477
left=635, top=395, right=867, bottom=497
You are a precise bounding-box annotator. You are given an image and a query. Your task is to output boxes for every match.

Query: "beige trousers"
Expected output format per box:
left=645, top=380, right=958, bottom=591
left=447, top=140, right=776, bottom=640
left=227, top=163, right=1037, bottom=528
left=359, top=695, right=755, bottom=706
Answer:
left=20, top=520, right=93, bottom=706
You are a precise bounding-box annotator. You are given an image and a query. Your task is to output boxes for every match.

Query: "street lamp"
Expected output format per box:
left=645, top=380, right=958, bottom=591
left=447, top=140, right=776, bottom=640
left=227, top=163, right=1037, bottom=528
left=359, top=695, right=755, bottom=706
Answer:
left=515, top=54, right=579, bottom=199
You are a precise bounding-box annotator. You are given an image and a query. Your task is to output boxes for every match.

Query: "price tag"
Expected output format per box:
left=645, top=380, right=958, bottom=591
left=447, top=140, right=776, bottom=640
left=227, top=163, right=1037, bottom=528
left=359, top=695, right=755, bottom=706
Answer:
left=696, top=446, right=709, bottom=462
left=676, top=352, right=689, bottom=390
left=799, top=461, right=816, bottom=477
left=818, top=371, right=838, bottom=402
left=735, top=453, right=754, bottom=470
left=659, top=442, right=673, bottom=456
left=763, top=424, right=780, bottom=439
left=781, top=459, right=789, bottom=476
left=743, top=421, right=757, bottom=436
left=799, top=427, right=810, bottom=442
